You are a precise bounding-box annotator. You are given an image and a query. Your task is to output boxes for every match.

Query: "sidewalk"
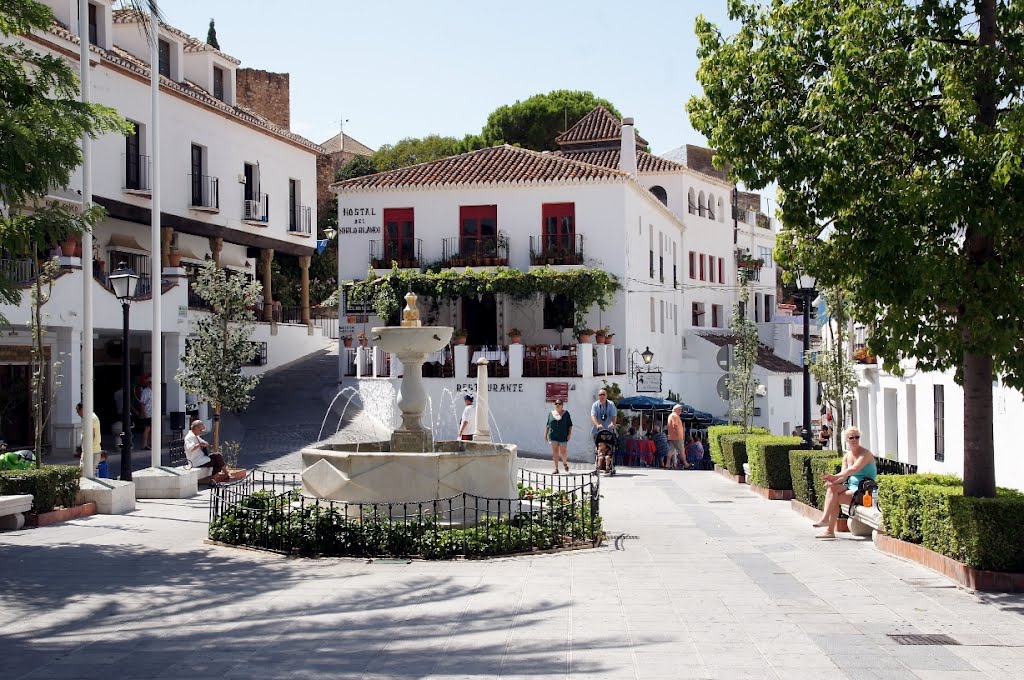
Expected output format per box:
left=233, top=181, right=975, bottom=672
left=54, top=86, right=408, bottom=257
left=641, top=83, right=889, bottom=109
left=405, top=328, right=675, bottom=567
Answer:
left=1, top=464, right=1022, bottom=679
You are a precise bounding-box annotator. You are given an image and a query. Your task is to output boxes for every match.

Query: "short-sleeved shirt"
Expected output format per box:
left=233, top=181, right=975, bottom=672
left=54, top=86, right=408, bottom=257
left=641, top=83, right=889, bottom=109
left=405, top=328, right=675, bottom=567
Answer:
left=139, top=387, right=153, bottom=418
left=546, top=410, right=573, bottom=443
left=184, top=430, right=211, bottom=467
left=591, top=400, right=617, bottom=433
left=81, top=412, right=101, bottom=452
left=461, top=405, right=477, bottom=435
left=667, top=413, right=685, bottom=441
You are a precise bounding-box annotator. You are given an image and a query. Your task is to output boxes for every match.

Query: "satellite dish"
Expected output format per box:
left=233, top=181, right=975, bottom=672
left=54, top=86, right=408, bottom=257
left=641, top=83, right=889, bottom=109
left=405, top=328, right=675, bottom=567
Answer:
left=755, top=383, right=768, bottom=397
left=716, top=346, right=731, bottom=371
left=716, top=375, right=730, bottom=401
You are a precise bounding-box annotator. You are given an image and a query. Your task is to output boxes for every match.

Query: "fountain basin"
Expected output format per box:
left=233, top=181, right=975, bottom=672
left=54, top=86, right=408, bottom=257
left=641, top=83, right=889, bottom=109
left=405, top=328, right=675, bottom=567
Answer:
left=300, top=440, right=518, bottom=504
left=372, top=325, right=453, bottom=354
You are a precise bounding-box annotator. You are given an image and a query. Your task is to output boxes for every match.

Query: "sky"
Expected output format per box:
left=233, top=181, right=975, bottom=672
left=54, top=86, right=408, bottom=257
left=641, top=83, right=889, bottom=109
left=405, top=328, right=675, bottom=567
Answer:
left=160, top=0, right=738, bottom=154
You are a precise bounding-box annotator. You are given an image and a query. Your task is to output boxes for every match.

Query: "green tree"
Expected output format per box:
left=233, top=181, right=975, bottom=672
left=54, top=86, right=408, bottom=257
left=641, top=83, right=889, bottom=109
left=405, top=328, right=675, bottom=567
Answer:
left=726, top=271, right=758, bottom=430
left=481, top=90, right=621, bottom=151
left=0, top=0, right=128, bottom=323
left=335, top=155, right=378, bottom=181
left=688, top=0, right=1024, bottom=497
left=371, top=135, right=465, bottom=171
left=810, top=289, right=858, bottom=451
left=176, top=262, right=263, bottom=451
left=206, top=18, right=219, bottom=48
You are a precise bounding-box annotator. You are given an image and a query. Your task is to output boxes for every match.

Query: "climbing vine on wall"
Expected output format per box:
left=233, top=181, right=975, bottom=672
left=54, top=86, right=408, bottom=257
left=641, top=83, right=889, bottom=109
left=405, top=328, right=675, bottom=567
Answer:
left=347, top=266, right=621, bottom=329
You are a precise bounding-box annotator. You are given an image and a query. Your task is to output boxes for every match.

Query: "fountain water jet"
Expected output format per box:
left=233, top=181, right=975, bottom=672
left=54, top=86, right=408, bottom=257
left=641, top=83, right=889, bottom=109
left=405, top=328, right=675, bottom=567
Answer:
left=300, top=291, right=518, bottom=505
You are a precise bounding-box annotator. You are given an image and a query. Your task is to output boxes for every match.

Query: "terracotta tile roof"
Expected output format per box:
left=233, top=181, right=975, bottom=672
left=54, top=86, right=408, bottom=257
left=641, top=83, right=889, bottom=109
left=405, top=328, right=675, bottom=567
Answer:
left=333, top=145, right=628, bottom=191
left=111, top=9, right=241, bottom=64
left=320, top=132, right=376, bottom=157
left=697, top=333, right=803, bottom=373
left=555, top=106, right=648, bottom=148
left=41, top=21, right=323, bottom=154
left=554, top=149, right=688, bottom=174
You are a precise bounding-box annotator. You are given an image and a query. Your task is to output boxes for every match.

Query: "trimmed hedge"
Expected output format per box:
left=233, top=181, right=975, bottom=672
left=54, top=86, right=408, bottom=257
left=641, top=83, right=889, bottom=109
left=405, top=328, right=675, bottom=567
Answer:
left=719, top=434, right=749, bottom=475
left=746, top=436, right=804, bottom=490
left=707, top=425, right=768, bottom=469
left=0, top=465, right=81, bottom=514
left=809, top=456, right=844, bottom=510
left=789, top=450, right=838, bottom=507
left=877, top=473, right=962, bottom=542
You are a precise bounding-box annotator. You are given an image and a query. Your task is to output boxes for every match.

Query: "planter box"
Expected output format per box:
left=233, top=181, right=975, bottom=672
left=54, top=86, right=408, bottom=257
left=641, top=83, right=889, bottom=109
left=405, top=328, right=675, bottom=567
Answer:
left=750, top=483, right=794, bottom=501
left=790, top=498, right=848, bottom=532
left=874, top=532, right=1024, bottom=593
left=25, top=502, right=97, bottom=527
left=714, top=464, right=745, bottom=485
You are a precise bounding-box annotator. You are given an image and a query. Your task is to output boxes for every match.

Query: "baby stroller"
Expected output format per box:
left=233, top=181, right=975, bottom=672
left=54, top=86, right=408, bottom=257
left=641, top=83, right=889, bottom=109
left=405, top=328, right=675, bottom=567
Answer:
left=594, top=428, right=617, bottom=476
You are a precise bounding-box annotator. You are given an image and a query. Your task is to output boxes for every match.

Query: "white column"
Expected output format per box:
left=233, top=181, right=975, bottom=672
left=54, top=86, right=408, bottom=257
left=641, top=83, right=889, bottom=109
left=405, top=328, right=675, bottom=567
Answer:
left=454, top=344, right=469, bottom=378
left=163, top=332, right=186, bottom=428
left=55, top=328, right=83, bottom=456
left=595, top=345, right=608, bottom=376
left=508, top=343, right=524, bottom=380
left=578, top=342, right=594, bottom=378
left=356, top=347, right=367, bottom=378
left=148, top=5, right=162, bottom=469
left=474, top=358, right=492, bottom=443
left=78, top=0, right=95, bottom=476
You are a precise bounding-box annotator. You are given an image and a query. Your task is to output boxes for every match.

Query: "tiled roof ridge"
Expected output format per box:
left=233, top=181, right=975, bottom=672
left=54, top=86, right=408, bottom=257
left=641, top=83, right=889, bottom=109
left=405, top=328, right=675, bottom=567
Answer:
left=111, top=9, right=241, bottom=65
left=555, top=105, right=649, bottom=148
left=556, top=149, right=735, bottom=187
left=42, top=21, right=323, bottom=154
left=332, top=144, right=631, bottom=191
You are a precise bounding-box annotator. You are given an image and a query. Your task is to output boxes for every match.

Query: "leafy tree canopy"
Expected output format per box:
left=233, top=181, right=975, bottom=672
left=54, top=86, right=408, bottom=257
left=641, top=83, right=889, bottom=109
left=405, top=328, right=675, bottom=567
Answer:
left=371, top=135, right=466, bottom=172
left=687, top=0, right=1024, bottom=496
left=335, top=155, right=378, bottom=182
left=481, top=90, right=622, bottom=151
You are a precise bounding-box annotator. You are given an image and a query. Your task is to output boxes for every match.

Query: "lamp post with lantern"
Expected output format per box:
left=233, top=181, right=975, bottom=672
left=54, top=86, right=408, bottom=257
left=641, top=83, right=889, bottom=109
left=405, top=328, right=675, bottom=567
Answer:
left=109, top=262, right=140, bottom=481
left=797, top=271, right=818, bottom=449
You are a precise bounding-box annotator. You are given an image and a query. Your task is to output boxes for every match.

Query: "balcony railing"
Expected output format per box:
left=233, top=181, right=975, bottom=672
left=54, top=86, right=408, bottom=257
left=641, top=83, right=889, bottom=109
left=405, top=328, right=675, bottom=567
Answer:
left=123, top=154, right=151, bottom=192
left=289, top=205, right=311, bottom=234
left=529, top=234, right=584, bottom=266
left=189, top=174, right=219, bottom=210
left=442, top=236, right=508, bottom=267
left=243, top=193, right=269, bottom=222
left=107, top=251, right=151, bottom=297
left=369, top=238, right=422, bottom=269
left=1, top=258, right=37, bottom=284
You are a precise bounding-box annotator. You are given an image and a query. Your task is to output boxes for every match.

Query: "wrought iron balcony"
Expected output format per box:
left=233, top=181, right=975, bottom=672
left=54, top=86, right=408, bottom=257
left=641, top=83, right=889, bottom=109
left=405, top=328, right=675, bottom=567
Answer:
left=529, top=234, right=584, bottom=266
left=189, top=174, right=219, bottom=211
left=289, top=205, right=311, bottom=234
left=441, top=236, right=509, bottom=267
left=243, top=192, right=269, bottom=222
left=123, top=154, right=151, bottom=192
left=369, top=238, right=422, bottom=269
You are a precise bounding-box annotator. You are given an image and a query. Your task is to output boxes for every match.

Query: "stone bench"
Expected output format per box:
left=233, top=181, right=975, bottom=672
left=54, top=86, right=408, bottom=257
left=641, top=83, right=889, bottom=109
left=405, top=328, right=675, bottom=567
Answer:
left=848, top=504, right=882, bottom=537
left=0, top=494, right=34, bottom=531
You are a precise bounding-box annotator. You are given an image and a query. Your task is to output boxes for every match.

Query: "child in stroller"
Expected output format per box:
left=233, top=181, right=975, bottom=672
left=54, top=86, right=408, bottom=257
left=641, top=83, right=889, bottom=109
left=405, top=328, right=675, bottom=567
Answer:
left=594, top=428, right=617, bottom=475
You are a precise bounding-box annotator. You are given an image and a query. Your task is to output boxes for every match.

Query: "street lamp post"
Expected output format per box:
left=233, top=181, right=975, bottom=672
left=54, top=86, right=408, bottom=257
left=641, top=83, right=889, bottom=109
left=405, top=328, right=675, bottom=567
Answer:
left=629, top=346, right=654, bottom=379
left=797, top=272, right=818, bottom=449
left=109, top=262, right=140, bottom=481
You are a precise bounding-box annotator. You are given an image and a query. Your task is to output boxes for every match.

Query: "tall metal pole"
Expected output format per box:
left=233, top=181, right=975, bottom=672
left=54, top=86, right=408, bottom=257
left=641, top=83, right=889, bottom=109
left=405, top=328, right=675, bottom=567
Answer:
left=802, top=290, right=813, bottom=448
left=149, top=4, right=162, bottom=467
left=79, top=0, right=95, bottom=477
left=120, top=303, right=133, bottom=481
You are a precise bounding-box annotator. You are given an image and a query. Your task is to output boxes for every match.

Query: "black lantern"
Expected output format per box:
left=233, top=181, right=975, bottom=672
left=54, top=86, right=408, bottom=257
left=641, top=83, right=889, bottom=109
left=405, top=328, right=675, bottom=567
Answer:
left=110, top=262, right=139, bottom=480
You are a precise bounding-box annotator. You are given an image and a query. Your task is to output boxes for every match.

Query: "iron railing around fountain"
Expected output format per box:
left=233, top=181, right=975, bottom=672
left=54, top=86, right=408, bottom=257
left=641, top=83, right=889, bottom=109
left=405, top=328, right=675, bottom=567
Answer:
left=208, top=468, right=602, bottom=558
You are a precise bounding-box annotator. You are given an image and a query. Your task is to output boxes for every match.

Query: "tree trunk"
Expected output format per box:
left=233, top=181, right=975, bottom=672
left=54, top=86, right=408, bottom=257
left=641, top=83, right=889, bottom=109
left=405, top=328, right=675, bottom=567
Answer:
left=33, top=243, right=43, bottom=467
left=962, top=353, right=996, bottom=497
left=213, top=402, right=221, bottom=453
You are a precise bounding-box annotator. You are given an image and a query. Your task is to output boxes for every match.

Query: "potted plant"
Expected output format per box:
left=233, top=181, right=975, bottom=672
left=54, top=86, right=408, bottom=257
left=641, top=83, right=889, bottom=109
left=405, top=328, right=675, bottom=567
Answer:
left=167, top=249, right=183, bottom=267
left=604, top=331, right=615, bottom=345
left=357, top=331, right=369, bottom=347
left=576, top=327, right=594, bottom=344
left=454, top=329, right=468, bottom=345
left=507, top=327, right=523, bottom=344
left=341, top=334, right=353, bottom=348
left=595, top=328, right=608, bottom=344
left=61, top=235, right=80, bottom=257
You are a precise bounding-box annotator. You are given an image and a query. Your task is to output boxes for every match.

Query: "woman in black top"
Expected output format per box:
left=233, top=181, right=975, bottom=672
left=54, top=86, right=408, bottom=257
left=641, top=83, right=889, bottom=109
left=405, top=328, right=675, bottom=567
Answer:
left=544, top=399, right=573, bottom=473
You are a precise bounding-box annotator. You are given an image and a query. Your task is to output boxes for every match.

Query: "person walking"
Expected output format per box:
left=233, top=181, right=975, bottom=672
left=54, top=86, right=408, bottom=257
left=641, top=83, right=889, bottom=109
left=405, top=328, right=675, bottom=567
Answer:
left=75, top=402, right=102, bottom=467
left=666, top=404, right=686, bottom=469
left=459, top=394, right=476, bottom=441
left=138, top=375, right=153, bottom=450
left=544, top=399, right=573, bottom=473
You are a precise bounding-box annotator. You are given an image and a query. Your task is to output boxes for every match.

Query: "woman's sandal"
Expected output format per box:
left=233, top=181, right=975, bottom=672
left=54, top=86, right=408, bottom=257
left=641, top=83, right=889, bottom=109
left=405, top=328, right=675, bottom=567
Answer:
left=563, top=462, right=569, bottom=472
left=812, top=521, right=828, bottom=528
left=552, top=468, right=559, bottom=474
left=815, top=533, right=837, bottom=539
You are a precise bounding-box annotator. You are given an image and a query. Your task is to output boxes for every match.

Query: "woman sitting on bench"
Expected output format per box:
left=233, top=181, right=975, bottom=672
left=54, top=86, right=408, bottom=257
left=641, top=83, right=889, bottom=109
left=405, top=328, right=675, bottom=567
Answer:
left=184, top=420, right=230, bottom=482
left=814, top=426, right=876, bottom=539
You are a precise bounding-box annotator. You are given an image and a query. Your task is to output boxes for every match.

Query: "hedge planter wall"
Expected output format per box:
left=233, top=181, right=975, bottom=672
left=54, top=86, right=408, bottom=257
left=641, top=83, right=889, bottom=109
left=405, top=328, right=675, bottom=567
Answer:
left=0, top=466, right=81, bottom=514
left=809, top=456, right=844, bottom=510
left=880, top=473, right=1024, bottom=572
left=719, top=435, right=750, bottom=476
left=707, top=426, right=768, bottom=469
left=746, top=436, right=804, bottom=490
left=789, top=450, right=839, bottom=507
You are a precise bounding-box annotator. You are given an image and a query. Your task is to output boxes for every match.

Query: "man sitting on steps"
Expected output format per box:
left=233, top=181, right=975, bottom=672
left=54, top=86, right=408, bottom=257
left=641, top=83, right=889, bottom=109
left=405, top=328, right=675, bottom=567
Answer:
left=184, top=420, right=230, bottom=482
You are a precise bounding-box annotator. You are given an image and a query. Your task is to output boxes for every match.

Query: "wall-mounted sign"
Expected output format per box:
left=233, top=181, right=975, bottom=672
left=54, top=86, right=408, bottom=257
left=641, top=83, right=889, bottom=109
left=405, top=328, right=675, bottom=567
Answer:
left=545, top=382, right=569, bottom=403
left=339, top=206, right=382, bottom=236
left=456, top=382, right=525, bottom=393
left=636, top=371, right=662, bottom=393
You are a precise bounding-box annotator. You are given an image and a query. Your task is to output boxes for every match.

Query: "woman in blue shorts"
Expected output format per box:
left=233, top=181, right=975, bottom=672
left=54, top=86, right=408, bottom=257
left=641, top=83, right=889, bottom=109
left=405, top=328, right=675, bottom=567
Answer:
left=815, top=426, right=877, bottom=539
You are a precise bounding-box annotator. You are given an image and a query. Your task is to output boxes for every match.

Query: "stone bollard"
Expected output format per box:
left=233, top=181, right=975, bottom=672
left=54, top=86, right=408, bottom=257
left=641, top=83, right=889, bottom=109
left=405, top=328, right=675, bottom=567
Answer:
left=474, top=357, right=492, bottom=443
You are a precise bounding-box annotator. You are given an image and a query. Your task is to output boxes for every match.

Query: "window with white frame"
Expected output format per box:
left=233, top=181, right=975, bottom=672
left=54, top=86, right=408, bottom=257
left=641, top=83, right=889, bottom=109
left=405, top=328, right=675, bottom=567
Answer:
left=759, top=246, right=774, bottom=268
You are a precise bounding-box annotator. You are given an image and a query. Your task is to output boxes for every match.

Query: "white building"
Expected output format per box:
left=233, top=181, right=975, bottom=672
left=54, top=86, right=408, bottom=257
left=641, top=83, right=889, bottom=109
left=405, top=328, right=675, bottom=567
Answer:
left=333, top=107, right=810, bottom=457
left=0, top=2, right=330, bottom=453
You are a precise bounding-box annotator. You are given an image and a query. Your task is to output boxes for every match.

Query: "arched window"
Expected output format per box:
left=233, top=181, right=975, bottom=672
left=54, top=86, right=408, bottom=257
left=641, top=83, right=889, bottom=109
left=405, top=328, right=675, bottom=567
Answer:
left=687, top=188, right=697, bottom=214
left=718, top=197, right=725, bottom=222
left=649, top=185, right=668, bottom=206
left=698, top=191, right=707, bottom=217
left=707, top=193, right=716, bottom=220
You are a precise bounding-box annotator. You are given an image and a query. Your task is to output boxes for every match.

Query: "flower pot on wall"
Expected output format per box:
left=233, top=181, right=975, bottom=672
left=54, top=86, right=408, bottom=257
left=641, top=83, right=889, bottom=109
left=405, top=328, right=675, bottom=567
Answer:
left=342, top=338, right=353, bottom=348
left=455, top=335, right=467, bottom=345
left=578, top=334, right=592, bottom=344
left=509, top=335, right=522, bottom=344
left=167, top=252, right=183, bottom=267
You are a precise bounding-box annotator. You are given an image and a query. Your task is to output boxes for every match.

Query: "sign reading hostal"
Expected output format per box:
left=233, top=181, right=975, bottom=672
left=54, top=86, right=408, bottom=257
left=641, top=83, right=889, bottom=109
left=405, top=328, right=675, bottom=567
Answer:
left=338, top=206, right=381, bottom=236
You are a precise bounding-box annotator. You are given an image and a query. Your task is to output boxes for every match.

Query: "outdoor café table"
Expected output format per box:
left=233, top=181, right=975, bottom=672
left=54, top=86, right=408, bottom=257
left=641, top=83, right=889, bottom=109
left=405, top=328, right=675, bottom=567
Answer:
left=471, top=349, right=507, bottom=366
left=427, top=349, right=448, bottom=364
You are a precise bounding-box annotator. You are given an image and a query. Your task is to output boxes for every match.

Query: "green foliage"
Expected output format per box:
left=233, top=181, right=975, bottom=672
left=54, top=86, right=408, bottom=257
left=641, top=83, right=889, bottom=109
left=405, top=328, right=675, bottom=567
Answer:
left=745, top=436, right=803, bottom=489
left=209, top=486, right=602, bottom=559
left=0, top=465, right=80, bottom=513
left=789, top=449, right=839, bottom=507
left=707, top=425, right=768, bottom=468
left=481, top=90, right=622, bottom=151
left=718, top=433, right=767, bottom=475
left=809, top=456, right=844, bottom=510
left=878, top=473, right=967, bottom=542
left=175, top=262, right=263, bottom=449
left=335, top=155, right=378, bottom=181
left=687, top=0, right=1024, bottom=496
left=809, top=289, right=857, bottom=450
left=725, top=273, right=758, bottom=429
left=371, top=135, right=466, bottom=171
left=946, top=493, right=1024, bottom=572
left=349, top=266, right=620, bottom=330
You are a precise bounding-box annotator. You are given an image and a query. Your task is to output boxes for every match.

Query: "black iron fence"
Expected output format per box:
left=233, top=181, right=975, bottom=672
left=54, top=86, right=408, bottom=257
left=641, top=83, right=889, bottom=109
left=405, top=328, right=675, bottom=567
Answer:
left=442, top=236, right=509, bottom=267
left=875, top=456, right=918, bottom=476
left=208, top=468, right=601, bottom=559
left=529, top=234, right=584, bottom=266
left=370, top=238, right=422, bottom=269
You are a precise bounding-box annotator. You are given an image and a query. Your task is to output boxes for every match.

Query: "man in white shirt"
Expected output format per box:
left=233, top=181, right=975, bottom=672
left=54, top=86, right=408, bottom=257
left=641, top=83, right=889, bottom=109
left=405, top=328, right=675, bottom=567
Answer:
left=459, top=394, right=476, bottom=441
left=138, top=376, right=153, bottom=450
left=184, top=420, right=228, bottom=480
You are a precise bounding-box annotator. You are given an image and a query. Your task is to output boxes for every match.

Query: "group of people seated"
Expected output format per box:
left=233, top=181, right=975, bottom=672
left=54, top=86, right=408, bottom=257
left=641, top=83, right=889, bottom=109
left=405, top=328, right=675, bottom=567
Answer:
left=619, top=427, right=708, bottom=469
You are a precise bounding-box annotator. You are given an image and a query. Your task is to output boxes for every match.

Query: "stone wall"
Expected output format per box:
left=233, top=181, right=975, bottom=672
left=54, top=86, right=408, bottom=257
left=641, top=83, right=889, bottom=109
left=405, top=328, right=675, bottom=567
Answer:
left=236, top=68, right=290, bottom=130
left=685, top=144, right=730, bottom=181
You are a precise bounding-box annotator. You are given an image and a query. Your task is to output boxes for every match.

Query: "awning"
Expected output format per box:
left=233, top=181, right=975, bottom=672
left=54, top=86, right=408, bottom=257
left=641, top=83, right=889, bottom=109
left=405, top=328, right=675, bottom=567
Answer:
left=107, top=233, right=149, bottom=253
left=219, top=251, right=250, bottom=270
left=173, top=246, right=203, bottom=262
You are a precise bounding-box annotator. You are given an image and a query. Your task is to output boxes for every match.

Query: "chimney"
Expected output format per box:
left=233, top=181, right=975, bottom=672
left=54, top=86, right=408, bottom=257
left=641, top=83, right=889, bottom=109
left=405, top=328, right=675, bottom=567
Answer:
left=619, top=117, right=638, bottom=177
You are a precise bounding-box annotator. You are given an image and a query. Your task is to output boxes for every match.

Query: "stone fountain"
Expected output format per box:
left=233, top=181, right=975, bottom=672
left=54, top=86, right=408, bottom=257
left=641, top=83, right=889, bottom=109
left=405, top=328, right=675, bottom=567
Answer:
left=300, top=291, right=518, bottom=504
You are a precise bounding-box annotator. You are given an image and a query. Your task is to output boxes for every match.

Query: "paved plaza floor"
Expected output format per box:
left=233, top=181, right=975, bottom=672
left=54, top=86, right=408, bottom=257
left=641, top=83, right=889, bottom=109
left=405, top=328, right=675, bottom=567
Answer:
left=2, top=462, right=1024, bottom=680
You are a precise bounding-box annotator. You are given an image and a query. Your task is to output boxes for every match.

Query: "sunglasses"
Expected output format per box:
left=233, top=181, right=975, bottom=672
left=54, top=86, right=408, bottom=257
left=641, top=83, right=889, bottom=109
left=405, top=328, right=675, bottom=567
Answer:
left=848, top=435, right=860, bottom=440
left=554, top=401, right=563, bottom=406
